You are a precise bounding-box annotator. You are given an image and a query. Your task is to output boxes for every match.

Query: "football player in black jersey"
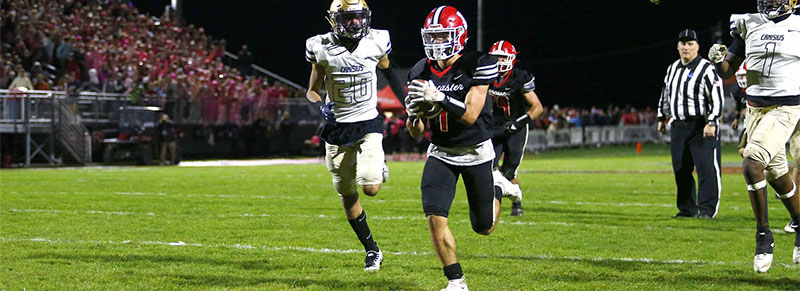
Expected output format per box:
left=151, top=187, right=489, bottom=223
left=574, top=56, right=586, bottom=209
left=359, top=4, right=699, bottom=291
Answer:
left=404, top=6, right=521, bottom=291
left=487, top=40, right=544, bottom=216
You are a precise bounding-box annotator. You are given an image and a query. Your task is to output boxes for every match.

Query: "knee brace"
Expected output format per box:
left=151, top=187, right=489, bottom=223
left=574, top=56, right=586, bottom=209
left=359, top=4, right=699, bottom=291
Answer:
left=747, top=180, right=767, bottom=191
left=776, top=182, right=797, bottom=199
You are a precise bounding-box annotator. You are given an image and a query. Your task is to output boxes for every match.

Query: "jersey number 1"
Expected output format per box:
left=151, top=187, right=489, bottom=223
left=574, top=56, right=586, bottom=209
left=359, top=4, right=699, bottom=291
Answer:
left=761, top=42, right=776, bottom=77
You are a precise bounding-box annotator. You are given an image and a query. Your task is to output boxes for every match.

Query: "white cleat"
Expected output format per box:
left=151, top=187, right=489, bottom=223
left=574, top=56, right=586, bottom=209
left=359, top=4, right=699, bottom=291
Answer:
left=493, top=170, right=522, bottom=203
left=785, top=220, right=796, bottom=233
left=364, top=249, right=383, bottom=272
left=382, top=162, right=389, bottom=183
left=754, top=253, right=773, bottom=273
left=794, top=246, right=800, bottom=264
left=441, top=277, right=468, bottom=291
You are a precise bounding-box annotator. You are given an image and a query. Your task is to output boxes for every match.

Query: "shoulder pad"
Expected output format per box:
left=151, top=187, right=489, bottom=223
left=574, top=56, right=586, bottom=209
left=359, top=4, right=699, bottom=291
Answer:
left=370, top=29, right=392, bottom=55
left=407, top=58, right=429, bottom=82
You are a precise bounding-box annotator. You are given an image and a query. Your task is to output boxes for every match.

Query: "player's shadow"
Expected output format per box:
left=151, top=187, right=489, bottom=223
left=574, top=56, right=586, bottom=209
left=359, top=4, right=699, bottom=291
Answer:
left=25, top=252, right=418, bottom=289
left=171, top=274, right=416, bottom=290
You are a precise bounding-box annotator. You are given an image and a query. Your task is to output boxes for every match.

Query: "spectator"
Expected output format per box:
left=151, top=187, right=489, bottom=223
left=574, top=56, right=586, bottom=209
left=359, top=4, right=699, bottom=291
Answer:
left=237, top=44, right=253, bottom=77
left=157, top=113, right=178, bottom=165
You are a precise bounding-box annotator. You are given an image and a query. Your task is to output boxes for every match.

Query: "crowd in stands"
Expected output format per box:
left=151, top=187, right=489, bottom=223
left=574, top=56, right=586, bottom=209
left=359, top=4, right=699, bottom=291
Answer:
left=1, top=0, right=303, bottom=127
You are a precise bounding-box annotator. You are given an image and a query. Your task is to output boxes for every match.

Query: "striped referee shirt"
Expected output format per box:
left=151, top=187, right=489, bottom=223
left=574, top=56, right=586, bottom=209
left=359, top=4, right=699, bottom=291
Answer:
left=657, top=56, right=723, bottom=123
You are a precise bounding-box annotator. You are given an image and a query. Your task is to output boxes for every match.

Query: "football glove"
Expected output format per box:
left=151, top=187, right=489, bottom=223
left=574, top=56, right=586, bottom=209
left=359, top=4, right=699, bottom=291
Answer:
left=407, top=80, right=445, bottom=103
left=504, top=119, right=524, bottom=135
left=319, top=101, right=336, bottom=122
left=405, top=96, right=421, bottom=117
left=708, top=44, right=727, bottom=64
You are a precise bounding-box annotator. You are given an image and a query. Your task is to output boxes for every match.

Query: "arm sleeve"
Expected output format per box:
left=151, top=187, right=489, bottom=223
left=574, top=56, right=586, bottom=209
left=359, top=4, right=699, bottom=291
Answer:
left=471, top=54, right=499, bottom=86
left=728, top=35, right=746, bottom=57
left=378, top=61, right=407, bottom=108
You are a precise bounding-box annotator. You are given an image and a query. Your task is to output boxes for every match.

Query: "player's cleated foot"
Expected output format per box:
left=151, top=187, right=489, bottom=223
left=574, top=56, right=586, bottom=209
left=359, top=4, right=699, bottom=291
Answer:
left=795, top=229, right=800, bottom=264
left=793, top=246, right=800, bottom=264
left=785, top=219, right=796, bottom=233
left=493, top=170, right=521, bottom=203
left=754, top=231, right=774, bottom=273
left=382, top=162, right=389, bottom=183
left=510, top=202, right=523, bottom=216
left=441, top=277, right=468, bottom=291
left=364, top=249, right=383, bottom=272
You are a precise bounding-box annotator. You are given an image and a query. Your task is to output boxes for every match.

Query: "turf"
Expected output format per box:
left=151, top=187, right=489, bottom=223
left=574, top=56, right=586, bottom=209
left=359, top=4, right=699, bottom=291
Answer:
left=2, top=143, right=800, bottom=290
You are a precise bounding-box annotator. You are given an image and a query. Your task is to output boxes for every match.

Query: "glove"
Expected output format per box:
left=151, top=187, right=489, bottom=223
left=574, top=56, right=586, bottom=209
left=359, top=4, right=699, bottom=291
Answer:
left=407, top=80, right=445, bottom=103
left=504, top=120, right=524, bottom=135
left=319, top=101, right=336, bottom=122
left=708, top=44, right=727, bottom=64
left=405, top=96, right=421, bottom=117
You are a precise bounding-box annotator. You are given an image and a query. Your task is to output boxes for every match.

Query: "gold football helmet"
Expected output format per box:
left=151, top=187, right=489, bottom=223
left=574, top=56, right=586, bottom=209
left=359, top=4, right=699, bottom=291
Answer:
left=326, top=0, right=371, bottom=40
left=758, top=0, right=797, bottom=18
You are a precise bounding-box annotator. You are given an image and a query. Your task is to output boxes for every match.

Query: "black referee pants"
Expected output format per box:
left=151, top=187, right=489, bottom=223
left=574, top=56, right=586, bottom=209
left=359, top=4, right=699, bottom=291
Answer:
left=670, top=119, right=721, bottom=217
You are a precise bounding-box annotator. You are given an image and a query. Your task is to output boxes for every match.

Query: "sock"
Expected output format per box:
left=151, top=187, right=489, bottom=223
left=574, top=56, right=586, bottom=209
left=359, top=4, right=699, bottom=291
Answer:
left=443, top=263, right=463, bottom=280
left=494, top=186, right=503, bottom=206
left=348, top=210, right=379, bottom=252
left=757, top=225, right=770, bottom=234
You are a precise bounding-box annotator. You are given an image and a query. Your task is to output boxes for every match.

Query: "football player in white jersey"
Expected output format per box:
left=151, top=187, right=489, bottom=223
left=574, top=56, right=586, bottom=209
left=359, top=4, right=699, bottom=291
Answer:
left=304, top=0, right=404, bottom=272
left=709, top=0, right=800, bottom=273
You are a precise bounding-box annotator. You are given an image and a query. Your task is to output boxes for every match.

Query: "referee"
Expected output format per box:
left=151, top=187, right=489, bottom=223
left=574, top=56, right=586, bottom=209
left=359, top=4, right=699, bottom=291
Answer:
left=657, top=29, right=724, bottom=219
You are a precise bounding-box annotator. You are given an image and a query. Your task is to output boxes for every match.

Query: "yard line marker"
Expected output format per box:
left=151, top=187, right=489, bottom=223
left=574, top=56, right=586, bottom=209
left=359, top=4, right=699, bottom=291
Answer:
left=5, top=236, right=799, bottom=269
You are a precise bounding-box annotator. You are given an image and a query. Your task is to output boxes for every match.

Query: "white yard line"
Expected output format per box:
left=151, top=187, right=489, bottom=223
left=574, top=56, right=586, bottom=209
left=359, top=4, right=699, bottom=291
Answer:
left=7, top=208, right=783, bottom=233
left=3, top=236, right=794, bottom=268
left=178, top=158, right=323, bottom=167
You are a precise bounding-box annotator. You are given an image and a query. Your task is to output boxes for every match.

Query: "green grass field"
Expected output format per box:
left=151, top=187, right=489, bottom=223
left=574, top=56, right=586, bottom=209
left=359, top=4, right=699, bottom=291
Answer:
left=3, top=144, right=800, bottom=290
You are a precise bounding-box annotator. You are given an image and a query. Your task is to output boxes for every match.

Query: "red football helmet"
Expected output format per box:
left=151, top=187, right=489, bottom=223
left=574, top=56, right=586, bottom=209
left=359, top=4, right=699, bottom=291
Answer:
left=489, top=40, right=518, bottom=72
left=421, top=6, right=468, bottom=61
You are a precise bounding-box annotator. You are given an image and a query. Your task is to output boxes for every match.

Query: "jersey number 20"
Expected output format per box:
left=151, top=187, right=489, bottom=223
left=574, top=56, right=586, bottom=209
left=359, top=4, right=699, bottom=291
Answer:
left=332, top=72, right=372, bottom=103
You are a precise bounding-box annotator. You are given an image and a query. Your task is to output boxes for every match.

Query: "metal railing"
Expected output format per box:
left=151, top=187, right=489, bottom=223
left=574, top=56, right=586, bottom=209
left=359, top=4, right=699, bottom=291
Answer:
left=0, top=89, right=90, bottom=165
left=525, top=123, right=741, bottom=151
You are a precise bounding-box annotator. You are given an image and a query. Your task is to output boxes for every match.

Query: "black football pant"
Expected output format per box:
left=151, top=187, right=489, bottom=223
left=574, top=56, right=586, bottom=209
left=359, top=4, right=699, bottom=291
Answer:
left=421, top=158, right=496, bottom=233
left=492, top=126, right=528, bottom=180
left=670, top=119, right=721, bottom=217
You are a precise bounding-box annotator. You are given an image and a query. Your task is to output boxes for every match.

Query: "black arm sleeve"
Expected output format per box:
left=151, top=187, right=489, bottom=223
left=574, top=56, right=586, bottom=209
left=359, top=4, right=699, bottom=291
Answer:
left=378, top=61, right=407, bottom=109
left=728, top=35, right=746, bottom=57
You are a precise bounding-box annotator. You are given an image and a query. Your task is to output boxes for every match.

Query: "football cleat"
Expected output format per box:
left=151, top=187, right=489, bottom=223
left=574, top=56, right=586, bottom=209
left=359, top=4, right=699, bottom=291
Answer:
left=795, top=230, right=800, bottom=263
left=364, top=249, right=383, bottom=272
left=754, top=231, right=774, bottom=273
left=493, top=170, right=522, bottom=203
left=784, top=219, right=796, bottom=233
left=794, top=246, right=800, bottom=264
left=510, top=202, right=523, bottom=216
left=382, top=162, right=389, bottom=183
left=441, top=277, right=468, bottom=291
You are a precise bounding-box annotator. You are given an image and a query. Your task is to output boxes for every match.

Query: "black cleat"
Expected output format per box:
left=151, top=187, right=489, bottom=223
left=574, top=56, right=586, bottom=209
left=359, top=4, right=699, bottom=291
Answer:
left=754, top=231, right=774, bottom=273
left=671, top=212, right=694, bottom=218
left=510, top=202, right=523, bottom=216
left=364, top=249, right=383, bottom=272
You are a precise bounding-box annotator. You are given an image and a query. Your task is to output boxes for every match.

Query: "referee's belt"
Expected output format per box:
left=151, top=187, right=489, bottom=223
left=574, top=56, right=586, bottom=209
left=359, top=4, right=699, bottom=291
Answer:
left=675, top=116, right=705, bottom=122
